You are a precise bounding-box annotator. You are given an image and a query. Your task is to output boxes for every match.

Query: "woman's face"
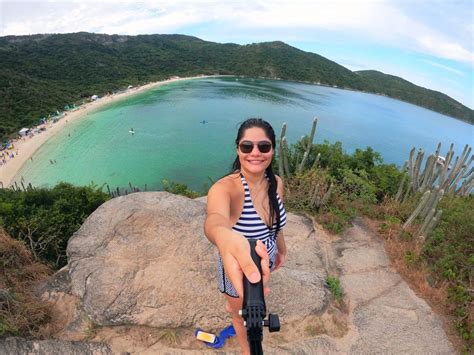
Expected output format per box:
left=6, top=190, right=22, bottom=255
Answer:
left=237, top=127, right=274, bottom=175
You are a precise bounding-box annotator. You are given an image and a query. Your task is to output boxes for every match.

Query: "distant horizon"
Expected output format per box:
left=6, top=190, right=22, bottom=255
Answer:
left=2, top=0, right=473, bottom=109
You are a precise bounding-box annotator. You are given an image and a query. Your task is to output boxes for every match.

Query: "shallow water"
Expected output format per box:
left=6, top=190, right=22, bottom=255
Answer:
left=15, top=77, right=473, bottom=192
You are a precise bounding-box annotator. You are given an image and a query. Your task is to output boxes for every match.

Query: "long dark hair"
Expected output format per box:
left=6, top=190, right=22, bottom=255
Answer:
left=231, top=118, right=281, bottom=231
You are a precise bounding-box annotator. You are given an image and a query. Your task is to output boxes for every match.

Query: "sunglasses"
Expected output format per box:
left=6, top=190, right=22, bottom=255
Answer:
left=238, top=140, right=273, bottom=154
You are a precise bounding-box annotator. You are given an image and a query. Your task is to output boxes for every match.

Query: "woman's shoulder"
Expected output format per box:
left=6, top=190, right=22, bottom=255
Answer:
left=208, top=172, right=241, bottom=195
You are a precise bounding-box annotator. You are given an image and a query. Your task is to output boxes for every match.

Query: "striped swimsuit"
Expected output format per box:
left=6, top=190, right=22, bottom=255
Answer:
left=217, top=173, right=287, bottom=298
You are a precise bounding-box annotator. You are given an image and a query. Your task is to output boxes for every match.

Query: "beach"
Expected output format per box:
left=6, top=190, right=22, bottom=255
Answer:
left=0, top=75, right=211, bottom=188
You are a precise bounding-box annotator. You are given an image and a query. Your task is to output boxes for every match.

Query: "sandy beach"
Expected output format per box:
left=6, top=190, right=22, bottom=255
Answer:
left=0, top=75, right=212, bottom=188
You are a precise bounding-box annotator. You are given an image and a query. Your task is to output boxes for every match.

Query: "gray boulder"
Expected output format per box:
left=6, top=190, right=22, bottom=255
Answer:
left=66, top=192, right=327, bottom=330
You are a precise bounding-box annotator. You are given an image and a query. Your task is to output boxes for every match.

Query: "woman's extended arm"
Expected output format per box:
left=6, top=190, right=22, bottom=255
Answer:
left=204, top=181, right=270, bottom=298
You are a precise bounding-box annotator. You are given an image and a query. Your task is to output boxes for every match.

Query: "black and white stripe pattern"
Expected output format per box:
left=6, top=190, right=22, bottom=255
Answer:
left=217, top=173, right=287, bottom=298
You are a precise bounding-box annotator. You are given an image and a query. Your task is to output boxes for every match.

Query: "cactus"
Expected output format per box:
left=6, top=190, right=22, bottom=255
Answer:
left=310, top=183, right=321, bottom=208
left=278, top=141, right=285, bottom=178
left=424, top=209, right=443, bottom=239
left=419, top=187, right=444, bottom=219
left=297, top=118, right=318, bottom=173
left=457, top=175, right=474, bottom=196
left=320, top=183, right=334, bottom=207
left=278, top=122, right=287, bottom=178
left=282, top=137, right=291, bottom=178
left=412, top=149, right=424, bottom=192
left=395, top=173, right=408, bottom=202
left=442, top=145, right=471, bottom=191
left=402, top=190, right=431, bottom=230
left=418, top=154, right=436, bottom=192
left=279, top=117, right=319, bottom=177
left=312, top=152, right=321, bottom=169
left=438, top=144, right=454, bottom=187
left=408, top=147, right=416, bottom=180
left=416, top=207, right=436, bottom=237
left=403, top=143, right=472, bottom=198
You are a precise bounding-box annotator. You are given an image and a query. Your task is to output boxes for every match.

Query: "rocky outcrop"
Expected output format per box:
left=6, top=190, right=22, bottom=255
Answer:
left=66, top=192, right=327, bottom=330
left=34, top=192, right=454, bottom=354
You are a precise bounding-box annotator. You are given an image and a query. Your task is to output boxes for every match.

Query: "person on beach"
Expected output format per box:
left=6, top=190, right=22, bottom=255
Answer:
left=204, top=118, right=287, bottom=354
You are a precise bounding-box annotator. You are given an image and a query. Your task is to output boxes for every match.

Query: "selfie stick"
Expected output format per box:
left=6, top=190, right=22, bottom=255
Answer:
left=239, top=239, right=280, bottom=355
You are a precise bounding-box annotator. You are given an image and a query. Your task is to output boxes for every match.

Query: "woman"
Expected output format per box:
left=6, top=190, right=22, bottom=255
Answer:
left=204, top=118, right=287, bottom=354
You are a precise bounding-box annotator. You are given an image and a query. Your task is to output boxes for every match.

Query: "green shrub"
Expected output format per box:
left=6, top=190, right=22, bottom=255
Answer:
left=326, top=276, right=344, bottom=303
left=0, top=183, right=109, bottom=268
left=421, top=195, right=473, bottom=349
left=337, top=168, right=377, bottom=204
left=161, top=180, right=200, bottom=198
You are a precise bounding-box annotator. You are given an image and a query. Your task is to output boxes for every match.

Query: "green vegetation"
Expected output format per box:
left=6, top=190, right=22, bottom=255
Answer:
left=326, top=276, right=344, bottom=303
left=281, top=137, right=472, bottom=352
left=0, top=32, right=472, bottom=141
left=162, top=179, right=200, bottom=199
left=422, top=195, right=473, bottom=345
left=0, top=182, right=109, bottom=268
left=283, top=140, right=405, bottom=233
left=356, top=70, right=472, bottom=123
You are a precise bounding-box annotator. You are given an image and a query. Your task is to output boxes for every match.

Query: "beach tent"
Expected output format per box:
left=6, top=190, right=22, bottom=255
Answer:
left=91, top=95, right=99, bottom=101
left=19, top=128, right=30, bottom=137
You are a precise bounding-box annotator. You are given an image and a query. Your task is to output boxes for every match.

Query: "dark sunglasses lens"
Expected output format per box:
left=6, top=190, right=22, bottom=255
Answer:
left=239, top=142, right=253, bottom=153
left=258, top=142, right=272, bottom=153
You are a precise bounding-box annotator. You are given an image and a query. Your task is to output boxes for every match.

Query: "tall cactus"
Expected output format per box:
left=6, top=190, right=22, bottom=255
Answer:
left=278, top=117, right=319, bottom=178
left=282, top=137, right=291, bottom=177
left=419, top=187, right=444, bottom=219
left=278, top=122, right=287, bottom=178
left=403, top=143, right=472, bottom=197
left=297, top=117, right=318, bottom=174
left=402, top=190, right=431, bottom=230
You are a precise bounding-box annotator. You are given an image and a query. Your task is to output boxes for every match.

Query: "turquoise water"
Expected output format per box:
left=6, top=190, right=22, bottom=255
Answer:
left=15, top=77, right=473, bottom=192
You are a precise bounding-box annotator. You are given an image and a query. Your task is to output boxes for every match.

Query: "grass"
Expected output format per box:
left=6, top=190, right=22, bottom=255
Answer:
left=326, top=276, right=344, bottom=304
left=0, top=229, right=53, bottom=338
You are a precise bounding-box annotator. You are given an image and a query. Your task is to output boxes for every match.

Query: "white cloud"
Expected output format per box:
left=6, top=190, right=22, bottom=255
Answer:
left=1, top=0, right=473, bottom=66
left=422, top=60, right=465, bottom=76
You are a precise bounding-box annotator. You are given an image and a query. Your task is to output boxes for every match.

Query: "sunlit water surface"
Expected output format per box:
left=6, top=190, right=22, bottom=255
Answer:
left=15, top=77, right=473, bottom=192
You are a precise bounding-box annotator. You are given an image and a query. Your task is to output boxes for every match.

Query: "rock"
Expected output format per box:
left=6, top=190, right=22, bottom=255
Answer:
left=0, top=337, right=112, bottom=355
left=38, top=196, right=455, bottom=353
left=350, top=281, right=454, bottom=354
left=66, top=192, right=327, bottom=331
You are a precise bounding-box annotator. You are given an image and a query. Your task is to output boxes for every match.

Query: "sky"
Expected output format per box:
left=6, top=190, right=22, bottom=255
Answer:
left=1, top=0, right=473, bottom=109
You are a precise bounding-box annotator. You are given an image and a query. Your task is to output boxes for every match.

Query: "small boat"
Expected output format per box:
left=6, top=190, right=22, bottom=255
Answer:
left=129, top=128, right=135, bottom=134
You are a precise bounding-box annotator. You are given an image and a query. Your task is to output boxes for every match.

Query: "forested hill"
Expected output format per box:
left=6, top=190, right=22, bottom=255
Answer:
left=0, top=32, right=472, bottom=140
left=355, top=70, right=471, bottom=121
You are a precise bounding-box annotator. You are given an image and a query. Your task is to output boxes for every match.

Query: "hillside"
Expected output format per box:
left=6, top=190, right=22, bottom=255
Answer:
left=0, top=32, right=472, bottom=140
left=355, top=70, right=471, bottom=121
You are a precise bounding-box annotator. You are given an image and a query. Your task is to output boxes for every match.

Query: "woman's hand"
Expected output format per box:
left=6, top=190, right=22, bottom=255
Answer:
left=273, top=250, right=286, bottom=271
left=216, top=234, right=270, bottom=298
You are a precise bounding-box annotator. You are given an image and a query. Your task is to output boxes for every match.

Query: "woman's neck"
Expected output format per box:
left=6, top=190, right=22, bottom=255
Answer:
left=240, top=168, right=267, bottom=187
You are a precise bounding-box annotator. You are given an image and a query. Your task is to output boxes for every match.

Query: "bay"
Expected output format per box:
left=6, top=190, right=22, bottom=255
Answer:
left=15, top=77, right=473, bottom=192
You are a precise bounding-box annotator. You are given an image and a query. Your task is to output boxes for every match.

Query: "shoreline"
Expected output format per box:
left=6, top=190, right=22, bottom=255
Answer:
left=0, top=75, right=216, bottom=188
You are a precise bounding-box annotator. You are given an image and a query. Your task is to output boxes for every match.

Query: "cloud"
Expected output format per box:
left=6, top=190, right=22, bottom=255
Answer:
left=1, top=0, right=472, bottom=66
left=422, top=60, right=465, bottom=76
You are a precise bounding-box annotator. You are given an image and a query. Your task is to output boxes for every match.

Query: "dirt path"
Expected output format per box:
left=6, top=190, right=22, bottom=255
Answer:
left=262, top=217, right=455, bottom=354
